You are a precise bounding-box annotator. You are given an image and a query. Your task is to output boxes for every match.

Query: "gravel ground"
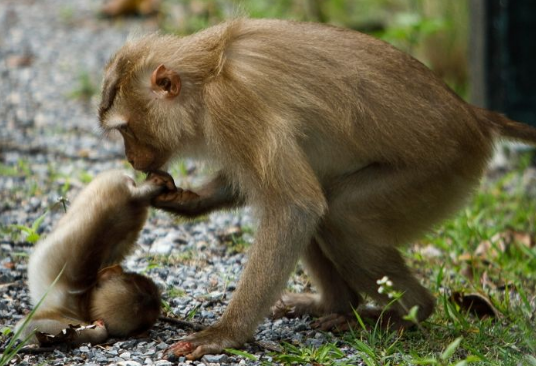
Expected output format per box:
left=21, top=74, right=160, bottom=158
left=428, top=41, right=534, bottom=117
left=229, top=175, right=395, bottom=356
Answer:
left=0, top=1, right=355, bottom=365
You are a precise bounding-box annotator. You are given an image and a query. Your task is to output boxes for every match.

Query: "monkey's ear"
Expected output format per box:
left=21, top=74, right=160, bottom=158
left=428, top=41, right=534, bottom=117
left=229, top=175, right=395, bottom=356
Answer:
left=151, top=64, right=181, bottom=99
left=97, top=264, right=124, bottom=282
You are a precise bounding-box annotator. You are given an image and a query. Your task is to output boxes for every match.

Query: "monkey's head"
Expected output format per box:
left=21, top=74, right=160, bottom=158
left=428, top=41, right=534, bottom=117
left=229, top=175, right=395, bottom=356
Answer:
left=90, top=265, right=161, bottom=337
left=99, top=34, right=214, bottom=172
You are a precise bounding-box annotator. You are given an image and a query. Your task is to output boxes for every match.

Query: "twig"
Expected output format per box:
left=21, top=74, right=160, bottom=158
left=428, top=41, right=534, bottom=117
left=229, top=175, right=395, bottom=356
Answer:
left=158, top=316, right=206, bottom=332
left=0, top=346, right=58, bottom=354
left=0, top=141, right=123, bottom=162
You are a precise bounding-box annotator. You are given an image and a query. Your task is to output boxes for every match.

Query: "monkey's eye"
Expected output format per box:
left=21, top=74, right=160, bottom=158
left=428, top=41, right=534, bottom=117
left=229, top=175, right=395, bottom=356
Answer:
left=118, top=124, right=133, bottom=137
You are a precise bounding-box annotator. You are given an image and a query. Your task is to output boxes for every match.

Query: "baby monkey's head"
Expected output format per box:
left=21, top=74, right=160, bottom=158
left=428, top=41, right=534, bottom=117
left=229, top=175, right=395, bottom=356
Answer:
left=90, top=265, right=161, bottom=337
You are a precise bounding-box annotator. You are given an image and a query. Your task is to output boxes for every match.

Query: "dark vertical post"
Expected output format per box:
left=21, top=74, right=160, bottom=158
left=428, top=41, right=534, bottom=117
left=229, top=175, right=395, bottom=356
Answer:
left=470, top=0, right=536, bottom=126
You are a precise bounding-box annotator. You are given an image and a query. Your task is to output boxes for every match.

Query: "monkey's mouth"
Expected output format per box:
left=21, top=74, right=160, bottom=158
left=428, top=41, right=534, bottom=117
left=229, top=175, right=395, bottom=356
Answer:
left=143, top=162, right=170, bottom=175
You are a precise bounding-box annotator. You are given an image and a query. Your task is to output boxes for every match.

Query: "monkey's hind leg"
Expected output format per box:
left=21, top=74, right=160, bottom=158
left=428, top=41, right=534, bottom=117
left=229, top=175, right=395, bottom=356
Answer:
left=272, top=238, right=362, bottom=319
left=307, top=222, right=435, bottom=331
left=308, top=163, right=464, bottom=330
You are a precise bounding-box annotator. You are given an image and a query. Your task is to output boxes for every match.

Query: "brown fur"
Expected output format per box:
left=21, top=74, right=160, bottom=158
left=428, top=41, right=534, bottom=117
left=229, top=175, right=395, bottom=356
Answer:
left=16, top=170, right=165, bottom=344
left=99, top=19, right=536, bottom=359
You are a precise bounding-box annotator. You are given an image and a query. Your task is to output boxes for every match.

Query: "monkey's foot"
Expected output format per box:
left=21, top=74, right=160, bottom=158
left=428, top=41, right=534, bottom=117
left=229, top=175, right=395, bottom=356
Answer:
left=165, top=326, right=244, bottom=360
left=271, top=292, right=322, bottom=319
left=311, top=313, right=356, bottom=332
left=92, top=319, right=106, bottom=327
left=311, top=308, right=409, bottom=332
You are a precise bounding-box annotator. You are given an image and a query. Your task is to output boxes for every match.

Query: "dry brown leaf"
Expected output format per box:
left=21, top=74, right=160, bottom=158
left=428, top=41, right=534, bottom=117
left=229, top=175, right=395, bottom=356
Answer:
left=450, top=291, right=500, bottom=319
left=474, top=234, right=506, bottom=260
left=219, top=225, right=243, bottom=242
left=101, top=0, right=160, bottom=17
left=459, top=228, right=533, bottom=264
left=3, top=262, right=15, bottom=269
left=6, top=55, right=33, bottom=68
left=503, top=228, right=534, bottom=249
left=35, top=324, right=99, bottom=347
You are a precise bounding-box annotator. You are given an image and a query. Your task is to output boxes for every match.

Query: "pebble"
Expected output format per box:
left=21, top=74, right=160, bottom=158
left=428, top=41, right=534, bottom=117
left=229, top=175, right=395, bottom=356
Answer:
left=153, top=361, right=173, bottom=366
left=202, top=354, right=229, bottom=363
left=117, top=362, right=141, bottom=366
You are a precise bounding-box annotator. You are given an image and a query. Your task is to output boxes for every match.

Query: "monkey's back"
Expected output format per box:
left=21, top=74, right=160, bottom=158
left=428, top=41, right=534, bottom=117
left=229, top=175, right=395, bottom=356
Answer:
left=209, top=19, right=494, bottom=173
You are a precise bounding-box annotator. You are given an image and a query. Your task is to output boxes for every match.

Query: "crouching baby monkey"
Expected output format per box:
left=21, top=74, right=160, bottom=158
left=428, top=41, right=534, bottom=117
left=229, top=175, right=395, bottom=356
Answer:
left=16, top=170, right=167, bottom=345
left=99, top=19, right=536, bottom=359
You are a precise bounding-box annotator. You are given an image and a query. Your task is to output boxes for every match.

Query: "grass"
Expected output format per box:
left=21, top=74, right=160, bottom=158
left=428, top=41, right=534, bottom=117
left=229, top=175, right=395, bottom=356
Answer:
left=0, top=267, right=66, bottom=365
left=67, top=70, right=99, bottom=101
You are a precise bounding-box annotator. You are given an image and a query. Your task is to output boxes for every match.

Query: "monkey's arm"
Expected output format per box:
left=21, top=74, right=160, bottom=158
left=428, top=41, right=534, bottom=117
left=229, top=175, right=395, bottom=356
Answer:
left=150, top=172, right=243, bottom=217
left=166, top=157, right=326, bottom=359
left=16, top=311, right=108, bottom=345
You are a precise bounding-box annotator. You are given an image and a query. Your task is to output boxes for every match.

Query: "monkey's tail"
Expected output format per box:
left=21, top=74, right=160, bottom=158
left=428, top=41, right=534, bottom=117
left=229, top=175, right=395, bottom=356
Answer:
left=476, top=107, right=536, bottom=145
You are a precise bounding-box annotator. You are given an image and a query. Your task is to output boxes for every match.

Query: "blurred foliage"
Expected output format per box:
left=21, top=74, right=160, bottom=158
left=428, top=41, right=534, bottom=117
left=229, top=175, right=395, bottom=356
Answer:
left=158, top=0, right=469, bottom=98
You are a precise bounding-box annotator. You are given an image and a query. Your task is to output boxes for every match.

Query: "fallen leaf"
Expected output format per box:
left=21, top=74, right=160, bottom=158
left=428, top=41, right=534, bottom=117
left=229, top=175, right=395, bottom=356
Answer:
left=450, top=291, right=500, bottom=319
left=218, top=225, right=243, bottom=242
left=474, top=233, right=506, bottom=261
left=415, top=244, right=443, bottom=259
left=101, top=0, right=160, bottom=17
left=36, top=323, right=99, bottom=346
left=77, top=149, right=90, bottom=158
left=2, top=262, right=15, bottom=269
left=503, top=228, right=534, bottom=249
left=6, top=55, right=33, bottom=68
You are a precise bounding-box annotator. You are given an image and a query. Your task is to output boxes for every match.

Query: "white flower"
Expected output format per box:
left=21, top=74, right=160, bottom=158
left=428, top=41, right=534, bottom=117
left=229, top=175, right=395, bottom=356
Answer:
left=377, top=276, right=389, bottom=285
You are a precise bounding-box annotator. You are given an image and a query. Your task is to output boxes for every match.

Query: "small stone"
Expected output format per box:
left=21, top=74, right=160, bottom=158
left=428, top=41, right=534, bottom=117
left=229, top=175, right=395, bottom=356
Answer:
left=144, top=349, right=156, bottom=356
left=150, top=236, right=174, bottom=254
left=153, top=361, right=173, bottom=366
left=202, top=354, right=229, bottom=363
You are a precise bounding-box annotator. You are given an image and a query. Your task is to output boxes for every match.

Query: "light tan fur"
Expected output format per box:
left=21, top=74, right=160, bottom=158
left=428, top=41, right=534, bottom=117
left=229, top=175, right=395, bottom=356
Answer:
left=16, top=170, right=165, bottom=344
left=99, top=19, right=536, bottom=359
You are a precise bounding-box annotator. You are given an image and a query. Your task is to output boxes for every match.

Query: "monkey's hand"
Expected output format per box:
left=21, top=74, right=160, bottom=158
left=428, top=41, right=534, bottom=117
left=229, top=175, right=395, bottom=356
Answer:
left=165, top=325, right=245, bottom=360
left=146, top=170, right=177, bottom=191
left=151, top=187, right=204, bottom=217
left=150, top=173, right=240, bottom=217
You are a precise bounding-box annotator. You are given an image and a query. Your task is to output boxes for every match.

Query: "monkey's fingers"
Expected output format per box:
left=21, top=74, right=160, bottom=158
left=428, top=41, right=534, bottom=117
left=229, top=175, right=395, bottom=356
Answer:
left=166, top=342, right=226, bottom=360
left=165, top=340, right=195, bottom=358
left=186, top=344, right=225, bottom=360
left=146, top=170, right=177, bottom=191
left=153, top=190, right=183, bottom=204
left=154, top=189, right=201, bottom=204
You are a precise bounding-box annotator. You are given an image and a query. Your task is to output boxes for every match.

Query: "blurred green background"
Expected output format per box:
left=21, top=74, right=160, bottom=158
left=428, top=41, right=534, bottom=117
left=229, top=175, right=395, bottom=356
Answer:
left=157, top=0, right=469, bottom=97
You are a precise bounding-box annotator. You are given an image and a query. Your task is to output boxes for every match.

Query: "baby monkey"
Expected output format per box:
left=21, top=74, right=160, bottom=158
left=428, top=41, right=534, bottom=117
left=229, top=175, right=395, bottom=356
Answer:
left=16, top=170, right=170, bottom=345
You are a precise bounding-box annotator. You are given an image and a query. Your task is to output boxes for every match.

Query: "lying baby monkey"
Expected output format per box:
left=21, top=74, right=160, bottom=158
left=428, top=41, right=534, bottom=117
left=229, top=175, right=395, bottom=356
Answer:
left=16, top=170, right=169, bottom=345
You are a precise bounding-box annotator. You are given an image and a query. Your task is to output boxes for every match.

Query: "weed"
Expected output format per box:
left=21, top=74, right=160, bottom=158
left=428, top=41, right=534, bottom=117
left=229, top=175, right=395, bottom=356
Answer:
left=68, top=71, right=98, bottom=101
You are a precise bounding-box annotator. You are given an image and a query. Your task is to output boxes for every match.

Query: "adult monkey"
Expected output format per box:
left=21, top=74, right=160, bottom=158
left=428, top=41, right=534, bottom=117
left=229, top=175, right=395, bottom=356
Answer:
left=99, top=19, right=536, bottom=359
